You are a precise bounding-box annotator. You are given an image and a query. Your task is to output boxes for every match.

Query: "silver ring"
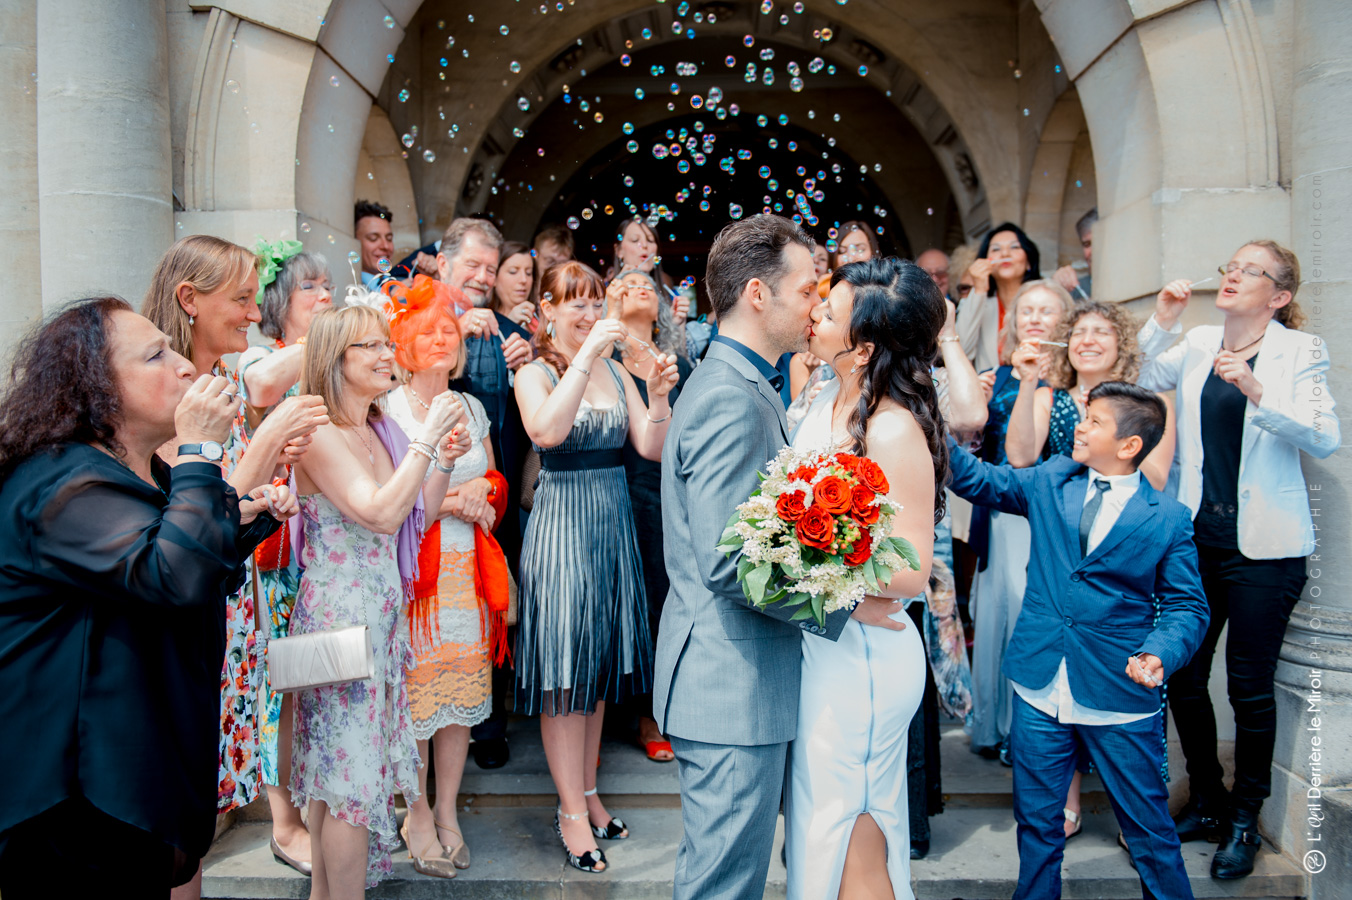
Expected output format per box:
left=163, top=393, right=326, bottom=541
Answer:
left=219, top=388, right=235, bottom=396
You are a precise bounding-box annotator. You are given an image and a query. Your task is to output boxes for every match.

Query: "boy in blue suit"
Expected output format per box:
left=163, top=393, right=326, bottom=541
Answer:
left=948, top=382, right=1209, bottom=900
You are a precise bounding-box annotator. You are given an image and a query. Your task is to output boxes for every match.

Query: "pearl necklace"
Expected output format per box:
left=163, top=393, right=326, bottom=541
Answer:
left=406, top=384, right=432, bottom=411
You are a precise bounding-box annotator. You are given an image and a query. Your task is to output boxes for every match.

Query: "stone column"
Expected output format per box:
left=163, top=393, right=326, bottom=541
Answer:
left=0, top=0, right=41, bottom=344
left=36, top=0, right=173, bottom=311
left=1269, top=0, right=1352, bottom=895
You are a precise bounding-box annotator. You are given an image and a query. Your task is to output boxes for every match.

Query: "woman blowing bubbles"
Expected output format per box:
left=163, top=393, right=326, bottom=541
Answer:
left=513, top=262, right=678, bottom=874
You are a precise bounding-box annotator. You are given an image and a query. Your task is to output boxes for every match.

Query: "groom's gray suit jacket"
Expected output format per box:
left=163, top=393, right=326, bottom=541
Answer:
left=655, top=341, right=847, bottom=746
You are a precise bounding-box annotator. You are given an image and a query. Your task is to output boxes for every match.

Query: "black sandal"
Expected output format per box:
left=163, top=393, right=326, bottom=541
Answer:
left=555, top=808, right=608, bottom=873
left=585, top=788, right=629, bottom=840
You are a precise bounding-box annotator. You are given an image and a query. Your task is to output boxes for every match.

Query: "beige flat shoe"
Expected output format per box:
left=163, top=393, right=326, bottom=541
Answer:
left=270, top=836, right=312, bottom=876
left=435, top=818, right=471, bottom=869
left=401, top=819, right=457, bottom=878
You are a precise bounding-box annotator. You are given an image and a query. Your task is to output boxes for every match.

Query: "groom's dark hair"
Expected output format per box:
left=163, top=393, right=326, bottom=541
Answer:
left=706, top=215, right=814, bottom=321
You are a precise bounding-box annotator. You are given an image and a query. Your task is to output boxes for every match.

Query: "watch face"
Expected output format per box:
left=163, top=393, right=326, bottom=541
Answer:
left=201, top=442, right=225, bottom=461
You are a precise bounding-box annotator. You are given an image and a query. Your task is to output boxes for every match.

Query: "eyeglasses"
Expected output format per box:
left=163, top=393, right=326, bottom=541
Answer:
left=349, top=339, right=396, bottom=353
left=1219, top=262, right=1277, bottom=284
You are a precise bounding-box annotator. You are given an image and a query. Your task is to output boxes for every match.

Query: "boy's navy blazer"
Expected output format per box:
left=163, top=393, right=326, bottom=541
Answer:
left=947, top=443, right=1209, bottom=715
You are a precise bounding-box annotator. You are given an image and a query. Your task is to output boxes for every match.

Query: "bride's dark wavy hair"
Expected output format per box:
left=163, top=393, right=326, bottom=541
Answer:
left=830, top=258, right=949, bottom=523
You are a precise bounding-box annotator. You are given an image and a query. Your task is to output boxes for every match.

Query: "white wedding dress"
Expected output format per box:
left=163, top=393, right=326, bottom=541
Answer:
left=785, top=379, right=926, bottom=900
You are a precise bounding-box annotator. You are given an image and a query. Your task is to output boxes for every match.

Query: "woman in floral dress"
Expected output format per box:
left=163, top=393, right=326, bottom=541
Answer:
left=143, top=235, right=330, bottom=897
left=289, top=305, right=471, bottom=895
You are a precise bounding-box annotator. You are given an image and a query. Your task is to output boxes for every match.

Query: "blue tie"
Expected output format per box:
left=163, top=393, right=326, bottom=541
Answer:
left=1079, top=479, right=1111, bottom=557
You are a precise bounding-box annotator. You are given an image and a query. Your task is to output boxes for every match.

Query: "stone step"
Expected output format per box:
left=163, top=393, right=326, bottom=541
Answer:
left=202, top=805, right=1307, bottom=899
left=237, top=719, right=1126, bottom=823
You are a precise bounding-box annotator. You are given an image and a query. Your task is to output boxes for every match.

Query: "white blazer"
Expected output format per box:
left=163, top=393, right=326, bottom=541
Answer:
left=1137, top=316, right=1340, bottom=559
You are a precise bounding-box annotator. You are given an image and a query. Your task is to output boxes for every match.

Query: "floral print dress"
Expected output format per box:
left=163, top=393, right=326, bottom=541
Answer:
left=288, top=494, right=420, bottom=887
left=216, top=364, right=262, bottom=811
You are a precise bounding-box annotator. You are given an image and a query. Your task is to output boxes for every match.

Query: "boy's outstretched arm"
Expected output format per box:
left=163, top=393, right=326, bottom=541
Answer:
left=946, top=438, right=1034, bottom=518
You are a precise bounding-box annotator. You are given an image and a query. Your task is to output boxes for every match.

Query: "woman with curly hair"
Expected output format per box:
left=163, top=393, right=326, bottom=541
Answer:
left=1005, top=299, right=1176, bottom=490
left=0, top=298, right=294, bottom=896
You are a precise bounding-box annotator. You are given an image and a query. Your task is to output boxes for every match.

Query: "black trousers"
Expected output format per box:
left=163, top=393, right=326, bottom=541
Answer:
left=0, top=797, right=196, bottom=899
left=1168, top=543, right=1306, bottom=814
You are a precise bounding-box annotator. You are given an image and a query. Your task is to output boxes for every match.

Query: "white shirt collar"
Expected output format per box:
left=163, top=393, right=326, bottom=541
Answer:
left=1086, top=468, right=1141, bottom=491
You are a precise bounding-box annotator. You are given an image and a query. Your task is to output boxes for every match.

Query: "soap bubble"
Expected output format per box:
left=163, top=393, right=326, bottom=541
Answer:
left=635, top=88, right=645, bottom=99
left=760, top=0, right=773, bottom=11
left=499, top=24, right=509, bottom=35
left=858, top=65, right=868, bottom=76
left=620, top=54, right=632, bottom=66
left=566, top=217, right=580, bottom=229
left=622, top=121, right=635, bottom=134
left=401, top=133, right=415, bottom=148
left=690, top=95, right=703, bottom=109
left=347, top=251, right=360, bottom=265
left=790, top=77, right=804, bottom=92
left=627, top=140, right=639, bottom=153
left=725, top=55, right=737, bottom=66
left=820, top=27, right=834, bottom=40
left=383, top=15, right=395, bottom=28
left=329, top=75, right=340, bottom=87
left=641, top=27, right=653, bottom=39
left=423, top=149, right=436, bottom=162
left=518, top=97, right=530, bottom=111
left=604, top=205, right=615, bottom=215
left=808, top=57, right=825, bottom=73
left=377, top=257, right=391, bottom=273
left=398, top=88, right=410, bottom=102
left=760, top=47, right=775, bottom=61
left=510, top=61, right=521, bottom=73
left=729, top=203, right=744, bottom=219
left=759, top=165, right=771, bottom=178
left=743, top=34, right=755, bottom=47
left=653, top=144, right=669, bottom=159
left=581, top=208, right=593, bottom=220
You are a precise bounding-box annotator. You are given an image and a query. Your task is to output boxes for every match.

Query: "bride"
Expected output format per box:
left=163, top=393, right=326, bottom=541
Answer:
left=785, top=257, right=949, bottom=899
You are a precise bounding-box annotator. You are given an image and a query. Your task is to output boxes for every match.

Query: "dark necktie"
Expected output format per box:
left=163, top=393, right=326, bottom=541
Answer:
left=1079, top=479, right=1111, bottom=557
left=769, top=372, right=785, bottom=393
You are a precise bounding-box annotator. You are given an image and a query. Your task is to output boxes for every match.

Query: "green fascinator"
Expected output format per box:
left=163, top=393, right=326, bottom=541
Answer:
left=253, top=237, right=305, bottom=304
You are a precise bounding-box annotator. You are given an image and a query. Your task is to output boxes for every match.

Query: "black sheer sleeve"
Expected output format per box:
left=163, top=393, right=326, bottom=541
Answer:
left=32, top=459, right=243, bottom=607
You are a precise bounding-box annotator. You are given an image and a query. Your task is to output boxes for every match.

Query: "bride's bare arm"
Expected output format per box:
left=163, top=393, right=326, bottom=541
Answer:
left=861, top=405, right=936, bottom=600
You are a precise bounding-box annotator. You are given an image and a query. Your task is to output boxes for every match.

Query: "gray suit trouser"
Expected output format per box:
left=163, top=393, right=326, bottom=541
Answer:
left=670, top=735, right=787, bottom=900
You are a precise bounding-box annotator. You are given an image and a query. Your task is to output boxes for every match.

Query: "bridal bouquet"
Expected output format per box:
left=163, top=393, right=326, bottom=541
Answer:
left=716, top=447, right=920, bottom=628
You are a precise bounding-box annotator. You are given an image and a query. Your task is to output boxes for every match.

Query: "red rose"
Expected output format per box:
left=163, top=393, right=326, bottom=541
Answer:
left=851, top=484, right=880, bottom=525
left=776, top=490, right=808, bottom=522
left=843, top=530, right=874, bottom=566
left=790, top=464, right=819, bottom=483
left=795, top=506, right=836, bottom=550
left=856, top=457, right=890, bottom=494
left=813, top=475, right=852, bottom=515
left=834, top=452, right=861, bottom=474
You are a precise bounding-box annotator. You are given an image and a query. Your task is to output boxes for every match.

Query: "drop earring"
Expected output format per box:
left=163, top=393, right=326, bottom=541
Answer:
left=850, top=362, right=859, bottom=375
left=188, top=315, right=195, bottom=326
left=546, top=320, right=555, bottom=338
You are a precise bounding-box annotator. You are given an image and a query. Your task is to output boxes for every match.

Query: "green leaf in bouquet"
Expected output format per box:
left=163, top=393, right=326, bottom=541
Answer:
left=789, top=602, right=816, bottom=621
left=746, top=563, right=773, bottom=604
left=716, top=527, right=743, bottom=553
left=886, top=536, right=921, bottom=572
left=810, top=593, right=826, bottom=628
left=861, top=554, right=879, bottom=588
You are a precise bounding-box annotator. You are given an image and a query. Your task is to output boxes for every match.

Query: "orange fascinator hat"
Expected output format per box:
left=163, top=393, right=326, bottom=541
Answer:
left=382, top=275, right=464, bottom=373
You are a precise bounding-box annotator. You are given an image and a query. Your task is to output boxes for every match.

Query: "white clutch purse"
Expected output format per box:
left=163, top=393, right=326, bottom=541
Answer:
left=267, top=625, right=374, bottom=693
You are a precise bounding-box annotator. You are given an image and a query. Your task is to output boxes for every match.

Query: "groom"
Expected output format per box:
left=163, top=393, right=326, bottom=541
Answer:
left=656, top=215, right=907, bottom=900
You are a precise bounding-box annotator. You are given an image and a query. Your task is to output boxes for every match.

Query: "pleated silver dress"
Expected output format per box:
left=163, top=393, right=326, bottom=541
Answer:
left=515, top=358, right=652, bottom=716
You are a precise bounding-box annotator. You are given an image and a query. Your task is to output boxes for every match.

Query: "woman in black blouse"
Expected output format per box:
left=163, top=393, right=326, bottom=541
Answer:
left=0, top=298, right=296, bottom=897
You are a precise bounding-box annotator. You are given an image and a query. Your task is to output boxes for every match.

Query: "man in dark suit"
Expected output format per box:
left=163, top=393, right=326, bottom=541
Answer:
left=947, top=382, right=1209, bottom=900
left=435, top=217, right=533, bottom=769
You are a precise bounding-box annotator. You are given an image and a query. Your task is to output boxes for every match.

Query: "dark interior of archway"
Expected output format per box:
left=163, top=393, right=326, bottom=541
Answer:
left=482, top=35, right=927, bottom=293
